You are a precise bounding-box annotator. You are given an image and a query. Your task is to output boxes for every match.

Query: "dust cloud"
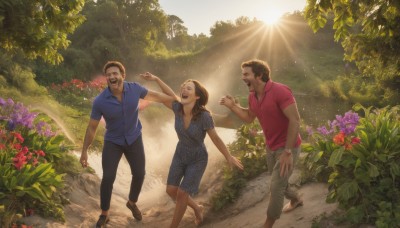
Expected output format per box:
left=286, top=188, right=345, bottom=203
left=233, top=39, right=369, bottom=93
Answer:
left=84, top=113, right=237, bottom=212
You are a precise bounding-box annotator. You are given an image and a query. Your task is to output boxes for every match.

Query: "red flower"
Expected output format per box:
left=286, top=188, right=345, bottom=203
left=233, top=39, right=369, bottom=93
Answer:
left=21, top=146, right=29, bottom=154
left=344, top=143, right=353, bottom=150
left=12, top=153, right=27, bottom=170
left=36, top=150, right=46, bottom=157
left=12, top=132, right=24, bottom=143
left=32, top=158, right=38, bottom=166
left=351, top=137, right=361, bottom=144
left=0, top=143, right=5, bottom=150
left=333, top=131, right=345, bottom=145
left=13, top=143, right=22, bottom=150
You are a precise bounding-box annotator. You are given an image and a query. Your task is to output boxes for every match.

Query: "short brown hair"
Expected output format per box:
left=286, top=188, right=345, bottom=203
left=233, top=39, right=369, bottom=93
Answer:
left=241, top=59, right=270, bottom=82
left=103, top=61, right=126, bottom=75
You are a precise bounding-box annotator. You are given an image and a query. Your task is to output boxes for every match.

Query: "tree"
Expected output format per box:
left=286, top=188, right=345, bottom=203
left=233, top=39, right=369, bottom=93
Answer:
left=167, top=15, right=187, bottom=39
left=0, top=0, right=85, bottom=64
left=70, top=0, right=167, bottom=69
left=304, top=0, right=400, bottom=106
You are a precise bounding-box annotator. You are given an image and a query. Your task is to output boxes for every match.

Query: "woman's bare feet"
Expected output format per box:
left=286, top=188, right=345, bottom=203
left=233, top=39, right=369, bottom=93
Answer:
left=194, top=205, right=204, bottom=226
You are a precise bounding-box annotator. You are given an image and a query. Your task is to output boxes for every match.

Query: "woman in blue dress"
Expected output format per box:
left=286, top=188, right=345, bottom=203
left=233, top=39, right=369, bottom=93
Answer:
left=141, top=72, right=243, bottom=228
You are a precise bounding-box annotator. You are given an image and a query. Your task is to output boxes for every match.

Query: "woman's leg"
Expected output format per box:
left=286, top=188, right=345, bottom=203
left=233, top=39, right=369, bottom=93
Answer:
left=170, top=188, right=189, bottom=228
left=166, top=185, right=203, bottom=224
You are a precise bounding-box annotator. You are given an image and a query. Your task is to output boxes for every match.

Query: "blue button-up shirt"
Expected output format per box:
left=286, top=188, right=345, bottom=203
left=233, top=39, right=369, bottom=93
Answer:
left=91, top=82, right=148, bottom=145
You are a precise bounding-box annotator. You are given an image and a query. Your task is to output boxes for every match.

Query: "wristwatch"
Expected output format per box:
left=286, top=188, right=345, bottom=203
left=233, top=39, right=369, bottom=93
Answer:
left=284, top=148, right=292, bottom=155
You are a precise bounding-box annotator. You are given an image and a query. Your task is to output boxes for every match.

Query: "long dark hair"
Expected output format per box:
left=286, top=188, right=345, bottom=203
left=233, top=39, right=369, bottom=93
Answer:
left=179, top=79, right=210, bottom=120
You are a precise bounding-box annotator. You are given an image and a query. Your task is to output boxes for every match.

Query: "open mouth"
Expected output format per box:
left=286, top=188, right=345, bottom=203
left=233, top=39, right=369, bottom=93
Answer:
left=181, top=95, right=189, bottom=99
left=109, top=79, right=118, bottom=85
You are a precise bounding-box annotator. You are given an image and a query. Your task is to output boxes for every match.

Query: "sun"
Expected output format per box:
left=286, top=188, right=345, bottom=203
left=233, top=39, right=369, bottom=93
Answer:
left=259, top=10, right=282, bottom=26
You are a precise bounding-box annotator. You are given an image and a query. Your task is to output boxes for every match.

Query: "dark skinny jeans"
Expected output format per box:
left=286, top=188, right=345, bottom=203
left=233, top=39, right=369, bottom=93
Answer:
left=100, top=135, right=145, bottom=211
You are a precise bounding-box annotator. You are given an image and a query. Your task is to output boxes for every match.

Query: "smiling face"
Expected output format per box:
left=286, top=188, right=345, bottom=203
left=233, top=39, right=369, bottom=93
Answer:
left=180, top=81, right=199, bottom=105
left=105, top=66, right=125, bottom=92
left=241, top=66, right=259, bottom=92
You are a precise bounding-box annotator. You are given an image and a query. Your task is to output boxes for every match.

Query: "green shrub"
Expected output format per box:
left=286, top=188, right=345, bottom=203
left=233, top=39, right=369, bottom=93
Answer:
left=211, top=121, right=267, bottom=210
left=303, top=104, right=400, bottom=226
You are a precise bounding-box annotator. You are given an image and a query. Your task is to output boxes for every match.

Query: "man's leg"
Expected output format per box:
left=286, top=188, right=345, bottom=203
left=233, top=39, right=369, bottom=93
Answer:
left=124, top=135, right=146, bottom=202
left=101, top=141, right=124, bottom=212
left=264, top=148, right=288, bottom=227
left=124, top=135, right=145, bottom=220
left=282, top=147, right=302, bottom=212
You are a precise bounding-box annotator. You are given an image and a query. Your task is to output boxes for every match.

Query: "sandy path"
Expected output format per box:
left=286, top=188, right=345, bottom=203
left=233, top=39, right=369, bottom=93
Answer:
left=20, top=168, right=337, bottom=228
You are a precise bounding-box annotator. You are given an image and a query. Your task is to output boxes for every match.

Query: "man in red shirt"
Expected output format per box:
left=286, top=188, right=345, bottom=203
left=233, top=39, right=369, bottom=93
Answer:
left=219, top=59, right=303, bottom=228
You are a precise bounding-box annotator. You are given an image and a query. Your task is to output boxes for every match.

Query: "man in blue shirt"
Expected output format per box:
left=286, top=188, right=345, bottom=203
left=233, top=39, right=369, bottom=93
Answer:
left=80, top=61, right=174, bottom=227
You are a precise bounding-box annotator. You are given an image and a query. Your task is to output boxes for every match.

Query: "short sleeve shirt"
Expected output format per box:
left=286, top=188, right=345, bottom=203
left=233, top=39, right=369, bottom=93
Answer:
left=91, top=82, right=148, bottom=145
left=172, top=101, right=214, bottom=149
left=248, top=80, right=301, bottom=150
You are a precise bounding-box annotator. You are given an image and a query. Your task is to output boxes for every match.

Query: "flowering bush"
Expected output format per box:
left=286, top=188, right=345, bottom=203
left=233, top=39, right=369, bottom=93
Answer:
left=48, top=77, right=107, bottom=108
left=303, top=110, right=361, bottom=181
left=303, top=104, right=400, bottom=227
left=0, top=97, right=65, bottom=227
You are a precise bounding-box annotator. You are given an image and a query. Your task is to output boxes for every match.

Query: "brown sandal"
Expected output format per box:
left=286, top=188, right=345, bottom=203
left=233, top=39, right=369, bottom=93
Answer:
left=126, top=202, right=142, bottom=221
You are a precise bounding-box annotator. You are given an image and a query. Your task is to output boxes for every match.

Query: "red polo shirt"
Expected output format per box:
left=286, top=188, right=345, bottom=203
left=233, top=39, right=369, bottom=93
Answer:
left=248, top=80, right=301, bottom=151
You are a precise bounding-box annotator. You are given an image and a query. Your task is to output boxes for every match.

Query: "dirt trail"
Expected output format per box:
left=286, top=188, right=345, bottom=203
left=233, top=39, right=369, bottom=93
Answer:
left=20, top=166, right=338, bottom=228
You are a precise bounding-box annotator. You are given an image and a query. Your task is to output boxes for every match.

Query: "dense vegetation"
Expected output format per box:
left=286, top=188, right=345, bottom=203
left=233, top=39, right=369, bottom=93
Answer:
left=302, top=105, right=400, bottom=226
left=0, top=0, right=399, bottom=227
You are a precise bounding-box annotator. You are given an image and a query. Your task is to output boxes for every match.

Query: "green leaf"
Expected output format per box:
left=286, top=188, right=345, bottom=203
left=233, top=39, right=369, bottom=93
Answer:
left=367, top=162, right=379, bottom=178
left=328, top=147, right=344, bottom=167
left=337, top=181, right=359, bottom=201
left=390, top=163, right=400, bottom=179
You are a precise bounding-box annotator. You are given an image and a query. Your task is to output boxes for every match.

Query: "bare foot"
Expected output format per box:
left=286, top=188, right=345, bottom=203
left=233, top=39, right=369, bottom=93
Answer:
left=194, top=205, right=204, bottom=226
left=282, top=200, right=303, bottom=213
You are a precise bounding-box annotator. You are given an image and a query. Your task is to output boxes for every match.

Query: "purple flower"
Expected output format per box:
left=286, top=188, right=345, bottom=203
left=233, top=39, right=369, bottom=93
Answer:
left=7, top=120, right=15, bottom=131
left=6, top=98, right=14, bottom=106
left=317, top=126, right=333, bottom=135
left=306, top=126, right=314, bottom=136
left=0, top=97, right=38, bottom=129
left=332, top=111, right=359, bottom=135
left=35, top=121, right=56, bottom=137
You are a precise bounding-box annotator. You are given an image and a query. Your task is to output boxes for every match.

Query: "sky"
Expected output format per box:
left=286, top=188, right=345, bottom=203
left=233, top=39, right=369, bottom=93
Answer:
left=159, top=0, right=307, bottom=35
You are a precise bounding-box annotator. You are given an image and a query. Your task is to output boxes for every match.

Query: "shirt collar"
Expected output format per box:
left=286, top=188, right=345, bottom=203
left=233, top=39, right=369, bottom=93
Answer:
left=104, top=82, right=127, bottom=98
left=264, top=80, right=273, bottom=93
left=252, top=80, right=272, bottom=95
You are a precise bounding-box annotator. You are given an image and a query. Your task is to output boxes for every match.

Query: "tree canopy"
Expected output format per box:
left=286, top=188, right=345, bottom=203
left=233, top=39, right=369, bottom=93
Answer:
left=305, top=0, right=400, bottom=105
left=0, top=0, right=85, bottom=64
